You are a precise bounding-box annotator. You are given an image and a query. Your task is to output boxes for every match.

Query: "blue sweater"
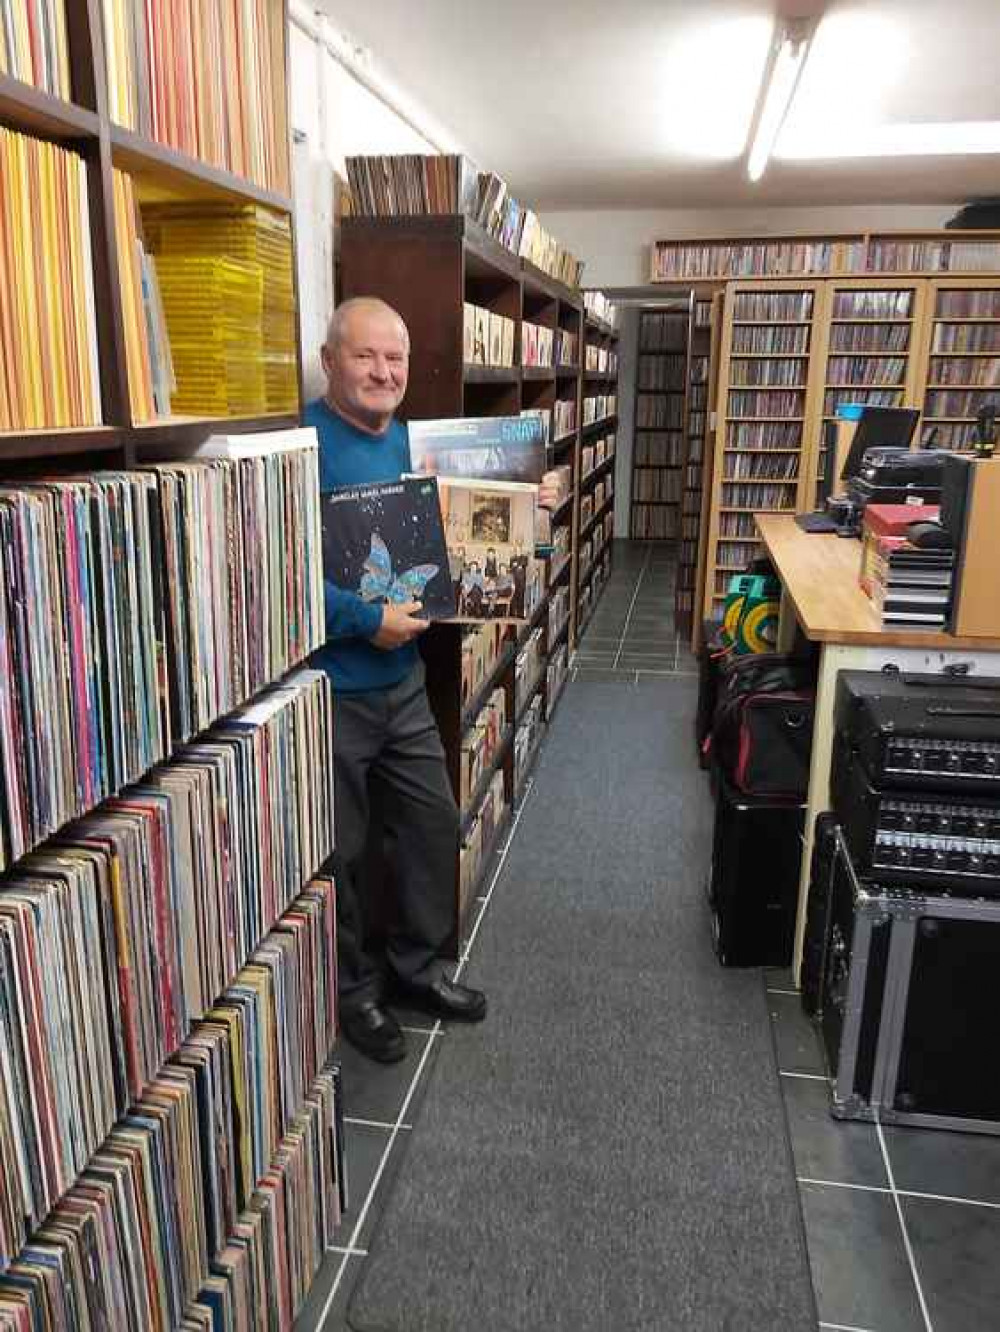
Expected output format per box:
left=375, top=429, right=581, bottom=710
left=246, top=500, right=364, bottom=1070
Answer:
left=305, top=398, right=418, bottom=693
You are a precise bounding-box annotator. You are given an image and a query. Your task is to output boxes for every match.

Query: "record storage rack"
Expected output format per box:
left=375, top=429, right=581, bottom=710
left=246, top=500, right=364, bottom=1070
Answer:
left=0, top=2, right=346, bottom=1326
left=338, top=216, right=619, bottom=948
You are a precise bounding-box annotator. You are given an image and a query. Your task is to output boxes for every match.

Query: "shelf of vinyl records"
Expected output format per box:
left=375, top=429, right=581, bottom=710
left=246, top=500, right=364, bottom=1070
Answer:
left=696, top=274, right=1000, bottom=624
left=631, top=306, right=690, bottom=542
left=650, top=231, right=1000, bottom=283
left=0, top=0, right=299, bottom=459
left=0, top=433, right=347, bottom=1324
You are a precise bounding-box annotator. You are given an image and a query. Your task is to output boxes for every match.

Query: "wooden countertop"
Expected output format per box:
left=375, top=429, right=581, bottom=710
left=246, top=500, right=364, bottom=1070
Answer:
left=756, top=513, right=1000, bottom=650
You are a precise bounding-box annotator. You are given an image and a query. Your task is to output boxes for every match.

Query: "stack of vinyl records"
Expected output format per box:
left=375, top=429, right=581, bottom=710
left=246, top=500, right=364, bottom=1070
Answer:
left=859, top=504, right=955, bottom=629
left=143, top=203, right=298, bottom=416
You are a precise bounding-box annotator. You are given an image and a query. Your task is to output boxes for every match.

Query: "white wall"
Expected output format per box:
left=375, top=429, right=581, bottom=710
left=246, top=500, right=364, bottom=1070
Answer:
left=288, top=6, right=448, bottom=397
left=540, top=205, right=959, bottom=289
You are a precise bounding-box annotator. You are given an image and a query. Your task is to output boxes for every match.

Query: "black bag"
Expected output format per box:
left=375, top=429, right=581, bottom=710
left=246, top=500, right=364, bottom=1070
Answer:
left=695, top=620, right=725, bottom=767
left=709, top=653, right=816, bottom=798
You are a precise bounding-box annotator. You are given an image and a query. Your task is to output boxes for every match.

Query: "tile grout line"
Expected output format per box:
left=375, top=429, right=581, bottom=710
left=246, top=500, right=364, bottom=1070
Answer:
left=344, top=1116, right=413, bottom=1132
left=318, top=688, right=540, bottom=1328
left=875, top=1115, right=936, bottom=1332
left=798, top=1176, right=1000, bottom=1210
left=779, top=1070, right=830, bottom=1082
left=318, top=1026, right=441, bottom=1326
left=612, top=543, right=653, bottom=670
left=819, top=1323, right=880, bottom=1332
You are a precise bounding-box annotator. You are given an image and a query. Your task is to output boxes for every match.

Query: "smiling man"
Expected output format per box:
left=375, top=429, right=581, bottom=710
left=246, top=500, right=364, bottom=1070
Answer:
left=305, top=296, right=486, bottom=1064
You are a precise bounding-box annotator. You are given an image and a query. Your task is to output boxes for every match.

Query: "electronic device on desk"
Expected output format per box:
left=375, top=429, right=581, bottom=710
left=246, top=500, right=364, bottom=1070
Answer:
left=797, top=405, right=922, bottom=536
left=802, top=821, right=1000, bottom=1134
left=834, top=669, right=1000, bottom=794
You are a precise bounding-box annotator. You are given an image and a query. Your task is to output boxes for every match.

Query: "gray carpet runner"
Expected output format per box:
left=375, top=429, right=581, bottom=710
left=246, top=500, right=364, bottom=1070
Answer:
left=347, top=675, right=817, bottom=1331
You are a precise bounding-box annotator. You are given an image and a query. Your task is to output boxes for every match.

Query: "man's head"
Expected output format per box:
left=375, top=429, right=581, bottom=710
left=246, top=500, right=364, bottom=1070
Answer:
left=321, top=298, right=410, bottom=434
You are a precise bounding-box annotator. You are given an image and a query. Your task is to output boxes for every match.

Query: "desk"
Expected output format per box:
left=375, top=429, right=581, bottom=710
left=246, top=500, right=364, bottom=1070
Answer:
left=756, top=514, right=1000, bottom=979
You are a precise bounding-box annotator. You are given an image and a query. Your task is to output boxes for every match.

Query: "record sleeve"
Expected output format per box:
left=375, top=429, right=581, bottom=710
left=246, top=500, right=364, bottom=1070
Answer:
left=321, top=478, right=456, bottom=620
left=407, top=415, right=545, bottom=484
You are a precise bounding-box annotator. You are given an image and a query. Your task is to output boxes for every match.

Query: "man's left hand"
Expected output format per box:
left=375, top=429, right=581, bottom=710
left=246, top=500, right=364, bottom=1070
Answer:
left=538, top=470, right=564, bottom=510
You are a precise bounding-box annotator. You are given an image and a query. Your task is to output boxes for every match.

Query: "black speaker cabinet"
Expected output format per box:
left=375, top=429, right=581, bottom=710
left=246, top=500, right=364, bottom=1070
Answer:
left=707, top=777, right=805, bottom=967
left=815, top=830, right=1000, bottom=1134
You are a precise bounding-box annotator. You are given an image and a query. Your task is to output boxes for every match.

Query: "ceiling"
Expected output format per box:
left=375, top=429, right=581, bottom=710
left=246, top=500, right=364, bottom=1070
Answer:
left=319, top=0, right=1000, bottom=209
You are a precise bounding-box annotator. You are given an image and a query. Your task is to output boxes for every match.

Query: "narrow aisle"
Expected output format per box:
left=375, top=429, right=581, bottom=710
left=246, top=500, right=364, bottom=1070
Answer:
left=337, top=541, right=816, bottom=1332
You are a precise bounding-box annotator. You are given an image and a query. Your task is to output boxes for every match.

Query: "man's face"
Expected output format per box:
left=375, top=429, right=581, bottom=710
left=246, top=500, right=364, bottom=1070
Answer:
left=323, top=309, right=409, bottom=423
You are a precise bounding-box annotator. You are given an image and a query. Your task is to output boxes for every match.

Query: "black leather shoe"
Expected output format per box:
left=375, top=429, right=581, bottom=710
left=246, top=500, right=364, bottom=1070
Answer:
left=392, top=976, right=487, bottom=1022
left=341, top=1000, right=407, bottom=1063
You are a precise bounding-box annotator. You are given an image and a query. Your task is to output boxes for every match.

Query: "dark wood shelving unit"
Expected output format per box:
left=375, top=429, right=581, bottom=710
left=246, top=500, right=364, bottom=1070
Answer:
left=631, top=304, right=690, bottom=541
left=339, top=213, right=588, bottom=952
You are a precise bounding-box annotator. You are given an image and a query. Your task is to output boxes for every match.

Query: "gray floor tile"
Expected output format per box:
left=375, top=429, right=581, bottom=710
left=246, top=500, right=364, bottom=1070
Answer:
left=335, top=1029, right=435, bottom=1125
left=294, top=1252, right=364, bottom=1331
left=333, top=1121, right=397, bottom=1248
left=770, top=992, right=827, bottom=1075
left=765, top=967, right=796, bottom=991
left=573, top=668, right=640, bottom=683
left=884, top=1125, right=1000, bottom=1205
left=800, top=1182, right=924, bottom=1332
left=904, top=1195, right=1000, bottom=1332
left=783, top=1074, right=888, bottom=1189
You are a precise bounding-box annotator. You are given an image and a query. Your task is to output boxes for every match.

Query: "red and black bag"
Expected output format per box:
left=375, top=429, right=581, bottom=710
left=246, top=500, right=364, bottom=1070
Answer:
left=708, top=653, right=816, bottom=799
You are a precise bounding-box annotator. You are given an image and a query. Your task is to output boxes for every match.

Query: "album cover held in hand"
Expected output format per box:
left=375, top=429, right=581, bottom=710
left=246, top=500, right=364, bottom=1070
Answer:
left=321, top=478, right=457, bottom=619
left=437, top=476, right=538, bottom=621
left=408, top=415, right=545, bottom=484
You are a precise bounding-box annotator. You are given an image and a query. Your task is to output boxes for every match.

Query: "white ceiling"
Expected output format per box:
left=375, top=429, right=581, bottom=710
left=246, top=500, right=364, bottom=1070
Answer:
left=319, top=0, right=1000, bottom=209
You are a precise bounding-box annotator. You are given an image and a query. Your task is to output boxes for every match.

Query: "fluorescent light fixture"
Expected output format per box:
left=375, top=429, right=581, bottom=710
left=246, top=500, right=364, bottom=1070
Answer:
left=777, top=120, right=1000, bottom=160
left=661, top=16, right=774, bottom=159
left=747, top=24, right=813, bottom=182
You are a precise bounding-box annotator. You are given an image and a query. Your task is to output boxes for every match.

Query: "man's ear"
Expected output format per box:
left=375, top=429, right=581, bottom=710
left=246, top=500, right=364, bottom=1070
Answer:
left=320, top=343, right=334, bottom=377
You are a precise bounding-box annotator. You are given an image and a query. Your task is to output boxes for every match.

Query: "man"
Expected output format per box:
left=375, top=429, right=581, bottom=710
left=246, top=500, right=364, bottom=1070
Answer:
left=307, top=297, right=559, bottom=1064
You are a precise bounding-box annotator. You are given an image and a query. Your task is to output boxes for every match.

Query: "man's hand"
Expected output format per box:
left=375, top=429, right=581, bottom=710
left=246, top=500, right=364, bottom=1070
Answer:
left=371, top=601, right=430, bottom=650
left=538, top=469, right=564, bottom=511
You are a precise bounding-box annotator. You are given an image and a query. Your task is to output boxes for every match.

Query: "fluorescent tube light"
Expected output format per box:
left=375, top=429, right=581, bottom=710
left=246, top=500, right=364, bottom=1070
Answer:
left=777, top=120, right=1000, bottom=160
left=747, top=26, right=812, bottom=182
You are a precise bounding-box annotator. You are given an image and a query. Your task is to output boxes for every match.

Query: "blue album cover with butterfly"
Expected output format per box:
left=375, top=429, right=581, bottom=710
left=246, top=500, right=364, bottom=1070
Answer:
left=321, top=477, right=457, bottom=619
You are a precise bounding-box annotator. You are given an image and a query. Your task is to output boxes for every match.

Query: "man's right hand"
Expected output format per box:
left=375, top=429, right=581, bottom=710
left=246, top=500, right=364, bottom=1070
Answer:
left=371, top=601, right=430, bottom=650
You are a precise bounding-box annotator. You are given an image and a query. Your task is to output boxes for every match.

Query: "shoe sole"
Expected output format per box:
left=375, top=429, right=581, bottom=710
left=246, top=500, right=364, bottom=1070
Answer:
left=390, top=996, right=487, bottom=1023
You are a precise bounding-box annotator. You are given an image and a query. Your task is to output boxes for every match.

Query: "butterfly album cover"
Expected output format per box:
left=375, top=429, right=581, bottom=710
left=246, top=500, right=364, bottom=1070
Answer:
left=321, top=478, right=457, bottom=620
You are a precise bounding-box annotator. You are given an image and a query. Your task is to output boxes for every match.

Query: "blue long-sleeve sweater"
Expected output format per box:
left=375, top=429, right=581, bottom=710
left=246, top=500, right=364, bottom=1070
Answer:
left=305, top=397, right=418, bottom=693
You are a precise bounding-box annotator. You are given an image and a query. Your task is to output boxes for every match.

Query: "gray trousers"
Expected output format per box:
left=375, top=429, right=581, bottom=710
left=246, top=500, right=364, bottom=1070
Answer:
left=333, top=662, right=458, bottom=1012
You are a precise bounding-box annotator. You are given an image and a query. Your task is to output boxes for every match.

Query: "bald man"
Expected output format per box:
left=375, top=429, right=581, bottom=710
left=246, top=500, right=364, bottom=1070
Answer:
left=306, top=298, right=485, bottom=1063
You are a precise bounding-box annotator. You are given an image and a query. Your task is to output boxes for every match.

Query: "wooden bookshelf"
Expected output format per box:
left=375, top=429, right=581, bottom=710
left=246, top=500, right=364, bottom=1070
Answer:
left=338, top=214, right=586, bottom=946
left=577, top=297, right=619, bottom=631
left=0, top=2, right=301, bottom=462
left=693, top=270, right=1000, bottom=629
left=702, top=282, right=825, bottom=614
left=0, top=3, right=342, bottom=1324
left=920, top=278, right=1000, bottom=450
left=810, top=277, right=931, bottom=504
left=631, top=306, right=690, bottom=540
left=675, top=291, right=715, bottom=636
left=651, top=230, right=1000, bottom=284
